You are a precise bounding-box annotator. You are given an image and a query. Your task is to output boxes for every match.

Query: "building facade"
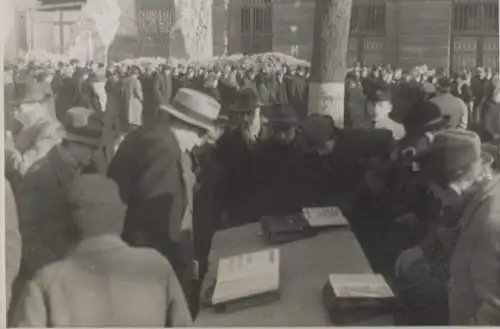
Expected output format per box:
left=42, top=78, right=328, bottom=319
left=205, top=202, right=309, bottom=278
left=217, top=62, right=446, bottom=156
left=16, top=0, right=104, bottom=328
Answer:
left=8, top=0, right=499, bottom=71
left=213, top=0, right=498, bottom=71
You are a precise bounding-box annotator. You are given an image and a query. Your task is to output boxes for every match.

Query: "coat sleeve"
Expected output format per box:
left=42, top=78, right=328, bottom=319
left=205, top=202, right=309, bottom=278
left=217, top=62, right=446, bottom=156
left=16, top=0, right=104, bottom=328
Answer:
left=6, top=182, right=21, bottom=307
left=484, top=107, right=500, bottom=140
left=470, top=202, right=500, bottom=325
left=11, top=279, right=48, bottom=327
left=108, top=138, right=136, bottom=205
left=165, top=263, right=193, bottom=326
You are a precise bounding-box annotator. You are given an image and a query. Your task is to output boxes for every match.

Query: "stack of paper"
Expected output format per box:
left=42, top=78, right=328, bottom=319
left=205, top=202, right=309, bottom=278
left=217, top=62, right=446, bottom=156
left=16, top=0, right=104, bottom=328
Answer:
left=211, top=249, right=280, bottom=306
left=328, top=274, right=394, bottom=299
left=302, top=207, right=349, bottom=228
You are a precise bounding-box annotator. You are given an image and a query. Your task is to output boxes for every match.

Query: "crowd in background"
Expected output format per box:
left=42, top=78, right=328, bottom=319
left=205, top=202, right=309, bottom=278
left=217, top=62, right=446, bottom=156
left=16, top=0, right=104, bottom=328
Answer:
left=4, top=55, right=500, bottom=327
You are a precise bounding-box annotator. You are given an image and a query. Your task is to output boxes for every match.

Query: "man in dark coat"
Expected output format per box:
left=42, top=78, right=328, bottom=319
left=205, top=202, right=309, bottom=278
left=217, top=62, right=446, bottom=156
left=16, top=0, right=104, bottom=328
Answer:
left=254, top=104, right=304, bottom=216
left=154, top=64, right=173, bottom=105
left=108, top=88, right=221, bottom=318
left=54, top=66, right=78, bottom=122
left=216, top=90, right=261, bottom=227
left=270, top=70, right=289, bottom=105
left=140, top=65, right=159, bottom=125
left=284, top=71, right=308, bottom=119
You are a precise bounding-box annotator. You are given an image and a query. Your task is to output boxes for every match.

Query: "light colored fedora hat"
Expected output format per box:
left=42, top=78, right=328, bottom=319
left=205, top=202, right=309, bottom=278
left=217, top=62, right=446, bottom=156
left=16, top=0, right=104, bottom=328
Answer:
left=159, top=88, right=221, bottom=131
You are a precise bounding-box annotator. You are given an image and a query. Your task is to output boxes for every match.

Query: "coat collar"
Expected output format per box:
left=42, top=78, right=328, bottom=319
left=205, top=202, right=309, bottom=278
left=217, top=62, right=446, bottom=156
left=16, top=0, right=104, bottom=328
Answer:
left=458, top=175, right=500, bottom=230
left=73, top=235, right=128, bottom=253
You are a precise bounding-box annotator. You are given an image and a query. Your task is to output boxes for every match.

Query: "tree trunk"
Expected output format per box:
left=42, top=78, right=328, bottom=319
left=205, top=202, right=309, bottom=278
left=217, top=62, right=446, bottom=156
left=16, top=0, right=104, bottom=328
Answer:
left=308, top=0, right=352, bottom=128
left=174, top=0, right=213, bottom=61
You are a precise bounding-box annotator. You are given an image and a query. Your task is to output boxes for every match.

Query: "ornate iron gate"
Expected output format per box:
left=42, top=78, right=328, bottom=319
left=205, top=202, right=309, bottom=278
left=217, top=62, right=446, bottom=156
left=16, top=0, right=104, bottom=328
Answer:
left=240, top=0, right=273, bottom=54
left=136, top=0, right=176, bottom=57
left=451, top=0, right=499, bottom=71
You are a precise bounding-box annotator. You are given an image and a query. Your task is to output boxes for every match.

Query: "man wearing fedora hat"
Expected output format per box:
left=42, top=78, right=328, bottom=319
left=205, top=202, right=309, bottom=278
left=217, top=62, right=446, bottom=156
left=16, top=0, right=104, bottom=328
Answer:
left=395, top=129, right=500, bottom=325
left=108, top=88, right=221, bottom=317
left=12, top=107, right=106, bottom=315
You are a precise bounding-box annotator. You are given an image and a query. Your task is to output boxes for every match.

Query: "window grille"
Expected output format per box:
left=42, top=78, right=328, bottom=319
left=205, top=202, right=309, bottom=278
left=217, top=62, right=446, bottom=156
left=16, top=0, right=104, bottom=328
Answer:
left=137, top=1, right=175, bottom=55
left=350, top=1, right=385, bottom=33
left=453, top=1, right=499, bottom=33
left=240, top=0, right=273, bottom=54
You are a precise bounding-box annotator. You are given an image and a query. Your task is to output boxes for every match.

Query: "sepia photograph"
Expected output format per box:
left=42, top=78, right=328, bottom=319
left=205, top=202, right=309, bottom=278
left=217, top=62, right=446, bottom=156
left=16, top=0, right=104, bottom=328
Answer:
left=1, top=0, right=499, bottom=327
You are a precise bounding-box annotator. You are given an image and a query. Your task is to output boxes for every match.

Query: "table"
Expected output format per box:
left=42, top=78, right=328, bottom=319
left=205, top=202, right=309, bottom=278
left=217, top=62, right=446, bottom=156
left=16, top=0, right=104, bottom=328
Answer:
left=196, top=223, right=393, bottom=326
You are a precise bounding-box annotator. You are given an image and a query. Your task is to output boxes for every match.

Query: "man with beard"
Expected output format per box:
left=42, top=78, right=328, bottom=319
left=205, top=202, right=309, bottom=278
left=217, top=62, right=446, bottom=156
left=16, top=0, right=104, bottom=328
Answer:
left=216, top=90, right=262, bottom=227
left=108, top=88, right=221, bottom=318
left=11, top=107, right=105, bottom=319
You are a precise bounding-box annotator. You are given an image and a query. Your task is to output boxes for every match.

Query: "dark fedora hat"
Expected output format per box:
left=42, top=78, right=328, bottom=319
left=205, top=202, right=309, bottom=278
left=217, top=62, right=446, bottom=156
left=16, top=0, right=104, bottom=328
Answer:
left=261, top=103, right=299, bottom=127
left=229, top=89, right=260, bottom=113
left=366, top=82, right=392, bottom=102
left=300, top=114, right=338, bottom=153
left=415, top=129, right=491, bottom=186
left=404, top=101, right=449, bottom=130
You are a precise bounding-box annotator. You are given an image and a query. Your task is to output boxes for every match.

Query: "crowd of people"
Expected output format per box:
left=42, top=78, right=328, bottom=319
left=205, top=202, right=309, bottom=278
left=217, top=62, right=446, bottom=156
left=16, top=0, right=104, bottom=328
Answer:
left=4, top=56, right=500, bottom=326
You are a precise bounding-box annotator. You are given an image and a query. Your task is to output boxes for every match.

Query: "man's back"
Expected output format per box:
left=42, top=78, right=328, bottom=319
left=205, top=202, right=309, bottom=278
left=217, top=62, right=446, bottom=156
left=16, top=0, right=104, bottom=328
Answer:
left=12, top=236, right=192, bottom=327
left=430, top=93, right=467, bottom=129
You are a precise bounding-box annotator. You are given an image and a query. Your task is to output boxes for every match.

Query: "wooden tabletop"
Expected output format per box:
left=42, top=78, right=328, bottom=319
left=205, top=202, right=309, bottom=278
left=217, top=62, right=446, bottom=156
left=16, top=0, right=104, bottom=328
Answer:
left=196, top=223, right=390, bottom=327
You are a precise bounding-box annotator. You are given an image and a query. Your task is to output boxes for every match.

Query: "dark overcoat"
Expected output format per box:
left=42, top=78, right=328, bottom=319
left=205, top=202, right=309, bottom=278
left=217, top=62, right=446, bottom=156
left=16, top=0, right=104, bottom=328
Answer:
left=107, top=120, right=195, bottom=300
